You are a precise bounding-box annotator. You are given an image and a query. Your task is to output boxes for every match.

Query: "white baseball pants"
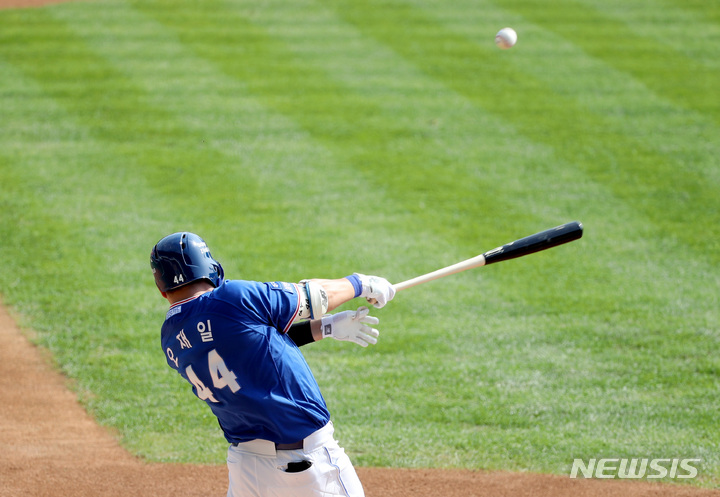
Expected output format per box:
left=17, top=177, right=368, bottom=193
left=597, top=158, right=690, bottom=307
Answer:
left=226, top=422, right=365, bottom=497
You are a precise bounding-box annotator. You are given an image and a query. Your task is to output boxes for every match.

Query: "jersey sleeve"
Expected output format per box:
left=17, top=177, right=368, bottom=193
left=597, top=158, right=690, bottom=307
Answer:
left=217, top=280, right=300, bottom=334
left=265, top=281, right=301, bottom=333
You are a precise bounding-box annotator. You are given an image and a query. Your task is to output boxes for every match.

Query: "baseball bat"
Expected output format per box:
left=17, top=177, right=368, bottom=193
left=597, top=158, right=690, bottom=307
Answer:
left=394, top=221, right=583, bottom=291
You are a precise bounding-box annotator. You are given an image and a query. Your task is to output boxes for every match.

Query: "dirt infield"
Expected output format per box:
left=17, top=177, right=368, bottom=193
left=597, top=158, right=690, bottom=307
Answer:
left=2, top=301, right=719, bottom=496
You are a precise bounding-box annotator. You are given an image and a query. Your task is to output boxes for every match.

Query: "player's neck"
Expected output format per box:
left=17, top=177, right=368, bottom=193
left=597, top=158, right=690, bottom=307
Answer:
left=166, top=282, right=215, bottom=305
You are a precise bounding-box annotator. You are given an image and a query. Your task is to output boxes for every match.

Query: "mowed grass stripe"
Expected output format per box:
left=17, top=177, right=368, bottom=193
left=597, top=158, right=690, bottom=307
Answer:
left=631, top=0, right=720, bottom=52
left=497, top=0, right=720, bottom=114
left=588, top=0, right=720, bottom=68
left=319, top=0, right=720, bottom=263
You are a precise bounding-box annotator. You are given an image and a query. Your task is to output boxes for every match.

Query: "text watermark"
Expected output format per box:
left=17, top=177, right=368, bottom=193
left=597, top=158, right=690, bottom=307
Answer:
left=570, top=458, right=701, bottom=479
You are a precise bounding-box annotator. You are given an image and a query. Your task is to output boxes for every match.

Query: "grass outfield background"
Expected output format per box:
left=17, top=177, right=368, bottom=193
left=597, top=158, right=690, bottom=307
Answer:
left=0, top=0, right=718, bottom=487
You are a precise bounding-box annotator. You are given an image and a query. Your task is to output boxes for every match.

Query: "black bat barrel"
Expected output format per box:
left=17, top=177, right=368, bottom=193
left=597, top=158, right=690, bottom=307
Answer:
left=482, top=221, right=584, bottom=266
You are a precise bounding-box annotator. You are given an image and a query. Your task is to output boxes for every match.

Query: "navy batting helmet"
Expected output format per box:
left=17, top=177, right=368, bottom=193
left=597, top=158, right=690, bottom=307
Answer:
left=150, top=232, right=225, bottom=293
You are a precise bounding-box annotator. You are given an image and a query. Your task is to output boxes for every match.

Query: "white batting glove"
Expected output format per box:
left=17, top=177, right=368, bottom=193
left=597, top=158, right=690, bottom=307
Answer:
left=321, top=307, right=380, bottom=347
left=354, top=273, right=396, bottom=308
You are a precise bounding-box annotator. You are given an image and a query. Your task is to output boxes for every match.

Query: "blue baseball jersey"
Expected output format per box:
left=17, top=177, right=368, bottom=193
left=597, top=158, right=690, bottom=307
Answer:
left=160, top=280, right=331, bottom=444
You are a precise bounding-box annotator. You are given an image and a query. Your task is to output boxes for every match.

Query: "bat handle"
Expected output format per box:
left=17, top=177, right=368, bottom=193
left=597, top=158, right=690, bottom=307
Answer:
left=394, top=254, right=487, bottom=292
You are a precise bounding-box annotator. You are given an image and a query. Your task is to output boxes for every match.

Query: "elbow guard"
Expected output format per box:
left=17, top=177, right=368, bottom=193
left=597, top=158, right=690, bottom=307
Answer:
left=295, top=280, right=329, bottom=321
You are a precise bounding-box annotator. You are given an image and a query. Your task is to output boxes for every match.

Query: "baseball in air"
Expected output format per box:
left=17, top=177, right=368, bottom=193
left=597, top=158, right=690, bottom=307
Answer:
left=495, top=27, right=517, bottom=49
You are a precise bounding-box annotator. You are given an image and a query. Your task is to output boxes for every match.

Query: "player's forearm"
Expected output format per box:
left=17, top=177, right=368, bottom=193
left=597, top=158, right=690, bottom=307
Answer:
left=310, top=319, right=323, bottom=342
left=306, top=277, right=357, bottom=312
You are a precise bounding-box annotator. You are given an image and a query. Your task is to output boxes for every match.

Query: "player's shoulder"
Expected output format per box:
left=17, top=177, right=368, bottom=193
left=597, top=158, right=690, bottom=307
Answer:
left=217, top=279, right=296, bottom=294
left=266, top=281, right=297, bottom=294
left=208, top=279, right=296, bottom=303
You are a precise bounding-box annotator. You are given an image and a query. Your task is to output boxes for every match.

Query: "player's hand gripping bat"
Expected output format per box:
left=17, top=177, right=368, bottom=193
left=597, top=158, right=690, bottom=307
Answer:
left=394, top=221, right=583, bottom=292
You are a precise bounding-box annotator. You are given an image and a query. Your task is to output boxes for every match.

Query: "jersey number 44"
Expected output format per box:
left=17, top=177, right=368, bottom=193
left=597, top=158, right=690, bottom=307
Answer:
left=186, top=350, right=241, bottom=403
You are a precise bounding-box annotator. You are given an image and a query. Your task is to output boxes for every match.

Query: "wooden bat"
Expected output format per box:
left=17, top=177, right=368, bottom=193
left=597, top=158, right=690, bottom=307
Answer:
left=395, top=221, right=583, bottom=291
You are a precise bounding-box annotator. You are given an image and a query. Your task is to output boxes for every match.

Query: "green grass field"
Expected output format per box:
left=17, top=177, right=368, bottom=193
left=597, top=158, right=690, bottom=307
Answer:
left=1, top=0, right=718, bottom=488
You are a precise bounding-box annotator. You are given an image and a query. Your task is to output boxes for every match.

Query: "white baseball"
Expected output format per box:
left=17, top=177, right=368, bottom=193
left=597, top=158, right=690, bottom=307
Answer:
left=495, top=27, right=517, bottom=50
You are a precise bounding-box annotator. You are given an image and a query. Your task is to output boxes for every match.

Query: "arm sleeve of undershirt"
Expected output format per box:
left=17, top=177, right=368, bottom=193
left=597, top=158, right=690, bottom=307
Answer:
left=287, top=320, right=315, bottom=347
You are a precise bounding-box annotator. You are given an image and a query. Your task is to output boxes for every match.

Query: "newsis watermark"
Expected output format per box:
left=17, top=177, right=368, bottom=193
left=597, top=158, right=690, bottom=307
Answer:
left=570, top=458, right=702, bottom=480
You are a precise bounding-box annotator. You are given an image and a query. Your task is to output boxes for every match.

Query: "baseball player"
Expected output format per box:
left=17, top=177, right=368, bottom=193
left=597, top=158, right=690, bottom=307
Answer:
left=150, top=232, right=395, bottom=497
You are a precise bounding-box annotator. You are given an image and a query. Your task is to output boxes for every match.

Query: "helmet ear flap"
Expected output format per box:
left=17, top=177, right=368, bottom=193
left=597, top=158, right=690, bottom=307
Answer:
left=214, top=262, right=225, bottom=287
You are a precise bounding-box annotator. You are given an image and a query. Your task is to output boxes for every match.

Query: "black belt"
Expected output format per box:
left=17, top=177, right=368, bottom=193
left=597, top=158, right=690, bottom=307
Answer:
left=232, top=440, right=304, bottom=450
